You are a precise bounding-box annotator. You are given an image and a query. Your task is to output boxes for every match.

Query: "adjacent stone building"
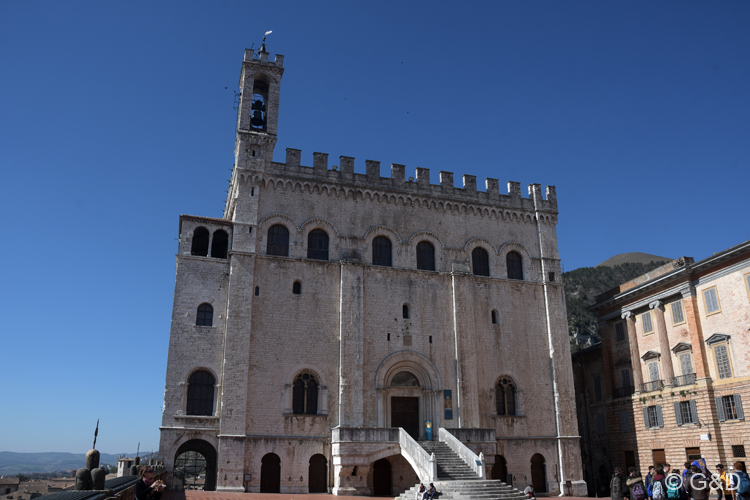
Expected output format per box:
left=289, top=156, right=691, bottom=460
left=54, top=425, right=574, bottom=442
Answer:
left=158, top=45, right=586, bottom=496
left=576, top=239, right=750, bottom=495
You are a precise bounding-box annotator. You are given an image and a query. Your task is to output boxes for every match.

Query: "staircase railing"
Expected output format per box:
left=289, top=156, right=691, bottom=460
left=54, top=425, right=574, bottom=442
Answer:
left=439, top=428, right=486, bottom=479
left=399, top=428, right=437, bottom=481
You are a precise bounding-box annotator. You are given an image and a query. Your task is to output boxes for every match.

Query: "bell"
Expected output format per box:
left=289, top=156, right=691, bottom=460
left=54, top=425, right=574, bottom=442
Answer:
left=251, top=110, right=265, bottom=128
left=251, top=100, right=266, bottom=111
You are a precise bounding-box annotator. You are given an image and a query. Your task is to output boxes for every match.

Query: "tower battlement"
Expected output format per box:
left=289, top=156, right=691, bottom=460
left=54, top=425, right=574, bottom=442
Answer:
left=243, top=48, right=284, bottom=67
left=240, top=148, right=558, bottom=212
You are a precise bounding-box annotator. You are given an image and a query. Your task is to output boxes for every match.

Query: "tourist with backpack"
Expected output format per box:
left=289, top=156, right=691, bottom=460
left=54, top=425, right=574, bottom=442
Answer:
left=650, top=466, right=667, bottom=500
left=731, top=461, right=750, bottom=500
left=666, top=469, right=685, bottom=500
left=628, top=468, right=648, bottom=500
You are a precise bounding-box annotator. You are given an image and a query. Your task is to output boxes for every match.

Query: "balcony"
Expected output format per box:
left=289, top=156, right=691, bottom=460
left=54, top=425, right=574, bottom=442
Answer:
left=671, top=373, right=697, bottom=387
left=640, top=380, right=664, bottom=393
left=613, top=385, right=635, bottom=399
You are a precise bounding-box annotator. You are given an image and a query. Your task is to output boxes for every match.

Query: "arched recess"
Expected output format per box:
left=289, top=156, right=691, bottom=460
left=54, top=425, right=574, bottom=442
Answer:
left=372, top=458, right=392, bottom=496
left=260, top=453, right=281, bottom=493
left=530, top=453, right=547, bottom=493
left=174, top=439, right=217, bottom=491
left=374, top=351, right=442, bottom=436
left=308, top=454, right=327, bottom=493
left=498, top=242, right=536, bottom=281
left=491, top=455, right=509, bottom=483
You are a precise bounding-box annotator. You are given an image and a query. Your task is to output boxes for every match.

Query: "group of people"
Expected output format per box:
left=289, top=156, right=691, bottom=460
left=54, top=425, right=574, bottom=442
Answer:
left=416, top=482, right=438, bottom=500
left=611, top=460, right=750, bottom=500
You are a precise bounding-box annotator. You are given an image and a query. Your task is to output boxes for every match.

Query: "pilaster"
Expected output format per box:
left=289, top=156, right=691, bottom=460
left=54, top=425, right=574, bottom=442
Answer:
left=338, top=263, right=364, bottom=427
left=681, top=287, right=709, bottom=381
left=622, top=312, right=644, bottom=390
left=649, top=300, right=675, bottom=385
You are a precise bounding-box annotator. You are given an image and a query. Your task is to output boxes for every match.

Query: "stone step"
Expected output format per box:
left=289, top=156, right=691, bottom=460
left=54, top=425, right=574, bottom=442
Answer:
left=396, top=479, right=528, bottom=500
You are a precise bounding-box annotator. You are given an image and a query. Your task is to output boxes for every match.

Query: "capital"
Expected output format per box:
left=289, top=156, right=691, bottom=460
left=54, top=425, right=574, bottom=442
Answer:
left=649, top=300, right=664, bottom=310
left=621, top=311, right=633, bottom=320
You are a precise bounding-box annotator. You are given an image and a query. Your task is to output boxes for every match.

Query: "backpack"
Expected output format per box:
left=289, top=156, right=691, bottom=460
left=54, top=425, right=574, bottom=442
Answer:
left=737, top=472, right=750, bottom=498
left=666, top=481, right=681, bottom=499
left=652, top=481, right=665, bottom=500
left=632, top=482, right=648, bottom=500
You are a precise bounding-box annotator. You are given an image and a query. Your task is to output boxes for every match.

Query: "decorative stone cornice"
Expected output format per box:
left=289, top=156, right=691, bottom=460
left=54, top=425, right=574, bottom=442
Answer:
left=641, top=350, right=661, bottom=361
left=705, top=333, right=731, bottom=346
left=671, top=342, right=693, bottom=354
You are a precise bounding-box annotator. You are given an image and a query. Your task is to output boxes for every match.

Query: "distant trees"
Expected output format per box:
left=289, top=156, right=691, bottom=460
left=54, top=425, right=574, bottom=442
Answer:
left=17, top=473, right=30, bottom=482
left=564, top=261, right=667, bottom=350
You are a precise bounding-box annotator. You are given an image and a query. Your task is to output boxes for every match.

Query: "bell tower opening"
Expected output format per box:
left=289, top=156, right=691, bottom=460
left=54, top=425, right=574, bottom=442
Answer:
left=250, top=79, right=268, bottom=130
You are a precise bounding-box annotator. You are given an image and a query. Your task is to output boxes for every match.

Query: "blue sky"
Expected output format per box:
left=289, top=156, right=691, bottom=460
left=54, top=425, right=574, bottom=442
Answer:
left=1, top=1, right=748, bottom=455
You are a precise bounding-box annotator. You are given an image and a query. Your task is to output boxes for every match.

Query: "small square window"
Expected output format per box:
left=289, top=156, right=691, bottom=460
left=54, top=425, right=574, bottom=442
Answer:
left=703, top=286, right=721, bottom=315
left=671, top=300, right=685, bottom=325
left=641, top=311, right=653, bottom=334
left=732, top=445, right=746, bottom=458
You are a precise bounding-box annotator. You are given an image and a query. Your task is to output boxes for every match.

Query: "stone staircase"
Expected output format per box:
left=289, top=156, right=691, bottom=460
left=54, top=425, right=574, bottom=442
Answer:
left=419, top=441, right=479, bottom=480
left=394, top=441, right=527, bottom=500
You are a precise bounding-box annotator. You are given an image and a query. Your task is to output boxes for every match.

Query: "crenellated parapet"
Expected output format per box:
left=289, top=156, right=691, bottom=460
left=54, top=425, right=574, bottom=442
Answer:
left=231, top=148, right=558, bottom=214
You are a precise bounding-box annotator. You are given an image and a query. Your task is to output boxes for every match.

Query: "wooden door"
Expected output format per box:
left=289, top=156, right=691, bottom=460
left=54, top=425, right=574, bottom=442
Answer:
left=391, top=397, right=420, bottom=440
left=530, top=454, right=547, bottom=493
left=373, top=458, right=392, bottom=496
left=260, top=453, right=280, bottom=493
left=308, top=454, right=327, bottom=493
left=653, top=449, right=666, bottom=465
left=492, top=455, right=509, bottom=484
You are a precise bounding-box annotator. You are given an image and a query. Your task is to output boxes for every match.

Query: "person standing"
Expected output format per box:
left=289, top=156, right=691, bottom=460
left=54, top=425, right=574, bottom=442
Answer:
left=135, top=467, right=164, bottom=500
left=646, top=466, right=656, bottom=498
left=628, top=468, right=648, bottom=500
left=686, top=465, right=709, bottom=500
left=612, top=467, right=626, bottom=500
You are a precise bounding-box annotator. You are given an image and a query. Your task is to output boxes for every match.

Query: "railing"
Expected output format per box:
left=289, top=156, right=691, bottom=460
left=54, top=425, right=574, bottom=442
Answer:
left=439, top=428, right=486, bottom=480
left=640, top=380, right=664, bottom=393
left=332, top=427, right=399, bottom=442
left=399, top=428, right=437, bottom=481
left=613, top=386, right=635, bottom=399
left=671, top=373, right=697, bottom=387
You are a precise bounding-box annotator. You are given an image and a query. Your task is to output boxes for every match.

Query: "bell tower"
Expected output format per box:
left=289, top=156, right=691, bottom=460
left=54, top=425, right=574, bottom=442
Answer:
left=225, top=44, right=284, bottom=224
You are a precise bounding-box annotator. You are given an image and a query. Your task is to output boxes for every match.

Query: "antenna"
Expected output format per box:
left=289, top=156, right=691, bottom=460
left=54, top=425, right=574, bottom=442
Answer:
left=92, top=419, right=99, bottom=449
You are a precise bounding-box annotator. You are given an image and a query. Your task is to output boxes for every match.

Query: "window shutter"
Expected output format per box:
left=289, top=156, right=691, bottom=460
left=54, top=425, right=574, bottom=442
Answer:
left=656, top=405, right=664, bottom=427
left=716, top=397, right=726, bottom=422
left=674, top=402, right=683, bottom=426
left=735, top=395, right=744, bottom=420
left=643, top=407, right=651, bottom=429
left=689, top=400, right=698, bottom=423
left=681, top=354, right=693, bottom=375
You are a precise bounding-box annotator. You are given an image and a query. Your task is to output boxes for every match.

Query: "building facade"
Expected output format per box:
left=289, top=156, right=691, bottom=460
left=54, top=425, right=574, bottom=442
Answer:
left=158, top=46, right=586, bottom=496
left=576, top=240, right=750, bottom=495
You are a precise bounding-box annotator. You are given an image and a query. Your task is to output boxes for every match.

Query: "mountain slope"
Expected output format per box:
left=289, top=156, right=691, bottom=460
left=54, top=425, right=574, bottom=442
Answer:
left=597, top=252, right=671, bottom=268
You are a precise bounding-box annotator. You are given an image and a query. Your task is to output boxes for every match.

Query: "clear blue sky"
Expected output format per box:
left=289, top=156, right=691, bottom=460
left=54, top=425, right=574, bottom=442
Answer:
left=1, top=1, right=748, bottom=455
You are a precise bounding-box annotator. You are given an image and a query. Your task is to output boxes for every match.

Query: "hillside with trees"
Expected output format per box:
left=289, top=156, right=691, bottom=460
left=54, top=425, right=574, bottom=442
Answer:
left=564, top=259, right=668, bottom=350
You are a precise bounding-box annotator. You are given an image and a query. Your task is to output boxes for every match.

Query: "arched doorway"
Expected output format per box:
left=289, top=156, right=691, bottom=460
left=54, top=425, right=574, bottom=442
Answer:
left=308, top=454, right=327, bottom=493
left=372, top=458, right=392, bottom=496
left=173, top=439, right=217, bottom=491
left=530, top=454, right=547, bottom=493
left=492, top=455, right=509, bottom=484
left=260, top=453, right=281, bottom=493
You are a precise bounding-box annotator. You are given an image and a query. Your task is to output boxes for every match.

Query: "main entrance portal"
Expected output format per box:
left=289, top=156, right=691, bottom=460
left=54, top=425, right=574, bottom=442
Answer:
left=391, top=397, right=419, bottom=440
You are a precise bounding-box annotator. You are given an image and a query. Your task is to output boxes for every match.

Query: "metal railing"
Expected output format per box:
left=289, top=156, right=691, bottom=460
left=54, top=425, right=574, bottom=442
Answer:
left=613, top=385, right=635, bottom=398
left=671, top=373, right=697, bottom=387
left=640, top=380, right=664, bottom=393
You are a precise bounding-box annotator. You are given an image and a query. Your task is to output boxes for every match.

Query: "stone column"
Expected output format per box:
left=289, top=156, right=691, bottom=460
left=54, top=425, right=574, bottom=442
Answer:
left=681, top=287, right=709, bottom=381
left=649, top=300, right=675, bottom=386
left=622, top=312, right=643, bottom=391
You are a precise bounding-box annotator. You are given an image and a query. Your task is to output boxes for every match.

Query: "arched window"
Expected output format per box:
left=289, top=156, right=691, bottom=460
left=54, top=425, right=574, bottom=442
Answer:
left=307, top=229, right=329, bottom=260
left=403, top=304, right=410, bottom=319
left=187, top=370, right=215, bottom=416
left=507, top=251, right=523, bottom=280
left=191, top=227, right=209, bottom=256
left=416, top=241, right=435, bottom=271
left=250, top=80, right=268, bottom=131
left=496, top=378, right=517, bottom=416
left=292, top=281, right=301, bottom=294
left=267, top=224, right=289, bottom=256
left=196, top=303, right=213, bottom=326
left=211, top=230, right=229, bottom=259
left=390, top=371, right=420, bottom=387
left=292, top=373, right=318, bottom=415
left=472, top=247, right=490, bottom=276
left=372, top=236, right=392, bottom=266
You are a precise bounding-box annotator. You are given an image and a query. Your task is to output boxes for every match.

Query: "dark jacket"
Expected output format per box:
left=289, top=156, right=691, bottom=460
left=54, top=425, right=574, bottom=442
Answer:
left=686, top=473, right=710, bottom=500
left=612, top=473, right=626, bottom=500
left=627, top=476, right=647, bottom=500
left=135, top=479, right=162, bottom=500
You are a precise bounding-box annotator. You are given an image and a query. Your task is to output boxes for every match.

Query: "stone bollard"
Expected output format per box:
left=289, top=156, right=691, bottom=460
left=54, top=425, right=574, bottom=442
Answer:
left=130, top=465, right=139, bottom=476
left=75, top=468, right=92, bottom=490
left=91, top=468, right=106, bottom=490
left=134, top=457, right=140, bottom=466
left=85, top=449, right=100, bottom=470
